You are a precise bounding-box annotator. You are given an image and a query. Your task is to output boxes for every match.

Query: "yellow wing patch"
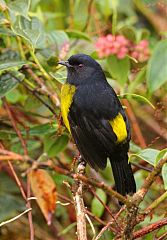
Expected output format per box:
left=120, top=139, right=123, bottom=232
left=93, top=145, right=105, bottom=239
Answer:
left=109, top=113, right=127, bottom=143
left=61, top=83, right=76, bottom=132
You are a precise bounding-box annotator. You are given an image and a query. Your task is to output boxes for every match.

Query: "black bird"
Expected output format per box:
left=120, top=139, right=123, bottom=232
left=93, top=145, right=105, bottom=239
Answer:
left=58, top=54, right=136, bottom=197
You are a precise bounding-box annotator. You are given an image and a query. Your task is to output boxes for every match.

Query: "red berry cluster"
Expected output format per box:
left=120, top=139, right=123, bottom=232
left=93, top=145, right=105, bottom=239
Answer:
left=95, top=34, right=150, bottom=62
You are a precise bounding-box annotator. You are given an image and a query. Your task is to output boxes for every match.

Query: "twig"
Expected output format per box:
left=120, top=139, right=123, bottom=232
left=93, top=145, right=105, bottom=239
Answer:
left=0, top=208, right=32, bottom=227
left=132, top=162, right=154, bottom=173
left=0, top=155, right=24, bottom=161
left=146, top=191, right=167, bottom=212
left=133, top=217, right=167, bottom=239
left=24, top=66, right=60, bottom=106
left=94, top=221, right=116, bottom=240
left=72, top=159, right=87, bottom=240
left=53, top=164, right=127, bottom=205
left=157, top=231, right=167, bottom=240
left=90, top=187, right=120, bottom=232
left=4, top=99, right=28, bottom=155
left=85, top=213, right=96, bottom=239
left=57, top=193, right=116, bottom=232
left=133, top=155, right=167, bottom=204
left=9, top=73, right=58, bottom=117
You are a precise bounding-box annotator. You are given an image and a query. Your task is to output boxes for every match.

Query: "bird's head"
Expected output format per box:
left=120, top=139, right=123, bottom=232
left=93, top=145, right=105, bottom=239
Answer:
left=58, top=54, right=105, bottom=86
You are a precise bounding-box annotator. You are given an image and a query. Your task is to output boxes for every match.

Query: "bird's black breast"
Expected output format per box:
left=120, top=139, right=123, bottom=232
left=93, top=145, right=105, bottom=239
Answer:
left=72, top=83, right=120, bottom=119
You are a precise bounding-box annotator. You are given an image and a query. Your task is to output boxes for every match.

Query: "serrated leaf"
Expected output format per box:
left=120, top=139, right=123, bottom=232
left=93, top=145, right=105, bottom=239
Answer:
left=0, top=71, right=24, bottom=98
left=131, top=148, right=160, bottom=166
left=107, top=55, right=130, bottom=87
left=162, top=163, right=167, bottom=190
left=120, top=93, right=155, bottom=109
left=91, top=188, right=107, bottom=218
left=12, top=16, right=46, bottom=49
left=29, top=169, right=56, bottom=225
left=0, top=60, right=27, bottom=71
left=66, top=30, right=91, bottom=41
left=147, top=40, right=167, bottom=93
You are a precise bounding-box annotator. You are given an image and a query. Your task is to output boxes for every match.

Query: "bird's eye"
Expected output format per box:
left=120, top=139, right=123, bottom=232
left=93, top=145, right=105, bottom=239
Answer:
left=78, top=64, right=84, bottom=68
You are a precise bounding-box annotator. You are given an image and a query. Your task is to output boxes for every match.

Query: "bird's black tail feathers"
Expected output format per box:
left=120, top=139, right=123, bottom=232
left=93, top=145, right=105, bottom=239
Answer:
left=110, top=154, right=136, bottom=197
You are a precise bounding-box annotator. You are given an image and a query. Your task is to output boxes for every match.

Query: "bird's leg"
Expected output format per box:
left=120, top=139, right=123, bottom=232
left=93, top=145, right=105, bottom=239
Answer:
left=77, top=155, right=86, bottom=174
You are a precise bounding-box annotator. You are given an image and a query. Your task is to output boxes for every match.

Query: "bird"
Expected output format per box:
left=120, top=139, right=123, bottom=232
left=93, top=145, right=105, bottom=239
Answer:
left=58, top=53, right=136, bottom=197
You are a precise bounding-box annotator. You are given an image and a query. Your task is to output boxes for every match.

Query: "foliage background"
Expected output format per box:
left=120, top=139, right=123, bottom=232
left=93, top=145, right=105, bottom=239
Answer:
left=0, top=0, right=167, bottom=239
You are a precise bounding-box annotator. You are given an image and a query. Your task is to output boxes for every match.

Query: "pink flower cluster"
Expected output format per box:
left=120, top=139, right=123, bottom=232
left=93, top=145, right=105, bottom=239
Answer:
left=130, top=40, right=150, bottom=63
left=95, top=34, right=150, bottom=62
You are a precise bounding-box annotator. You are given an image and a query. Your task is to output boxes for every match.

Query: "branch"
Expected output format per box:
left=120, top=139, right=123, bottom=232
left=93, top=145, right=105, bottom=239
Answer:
left=133, top=217, right=167, bottom=239
left=122, top=155, right=167, bottom=239
left=24, top=65, right=60, bottom=107
left=72, top=159, right=87, bottom=240
left=3, top=99, right=34, bottom=240
left=53, top=164, right=127, bottom=204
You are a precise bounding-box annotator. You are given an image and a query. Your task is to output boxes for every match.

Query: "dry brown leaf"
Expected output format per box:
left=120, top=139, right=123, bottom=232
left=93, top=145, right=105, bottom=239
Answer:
left=29, top=169, right=56, bottom=225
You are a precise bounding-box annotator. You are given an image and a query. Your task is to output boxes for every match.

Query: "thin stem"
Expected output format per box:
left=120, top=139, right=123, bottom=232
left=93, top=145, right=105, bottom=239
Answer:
left=112, top=0, right=118, bottom=35
left=30, top=50, right=51, bottom=81
left=16, top=36, right=26, bottom=59
left=146, top=191, right=167, bottom=212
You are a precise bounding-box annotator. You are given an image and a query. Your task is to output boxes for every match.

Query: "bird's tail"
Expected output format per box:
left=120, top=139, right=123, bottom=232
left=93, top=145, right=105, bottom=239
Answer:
left=110, top=154, right=136, bottom=196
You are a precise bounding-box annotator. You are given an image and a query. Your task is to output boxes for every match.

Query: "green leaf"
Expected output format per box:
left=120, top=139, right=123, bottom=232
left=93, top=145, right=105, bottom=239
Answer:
left=8, top=0, right=31, bottom=19
left=155, top=149, right=167, bottom=165
left=162, top=163, right=167, bottom=190
left=91, top=188, right=107, bottom=218
left=120, top=93, right=155, bottom=109
left=53, top=173, right=74, bottom=185
left=50, top=70, right=67, bottom=84
left=107, top=55, right=130, bottom=87
left=47, top=30, right=69, bottom=51
left=22, top=123, right=58, bottom=136
left=66, top=30, right=91, bottom=41
left=0, top=28, right=16, bottom=36
left=44, top=134, right=69, bottom=157
left=0, top=71, right=24, bottom=98
left=6, top=89, right=22, bottom=103
left=118, top=26, right=136, bottom=42
left=147, top=40, right=167, bottom=93
left=12, top=16, right=46, bottom=49
left=0, top=60, right=27, bottom=71
left=131, top=148, right=160, bottom=166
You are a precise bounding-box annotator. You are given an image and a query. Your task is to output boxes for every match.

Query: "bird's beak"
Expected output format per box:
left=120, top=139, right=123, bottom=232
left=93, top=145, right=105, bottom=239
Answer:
left=58, top=60, right=73, bottom=68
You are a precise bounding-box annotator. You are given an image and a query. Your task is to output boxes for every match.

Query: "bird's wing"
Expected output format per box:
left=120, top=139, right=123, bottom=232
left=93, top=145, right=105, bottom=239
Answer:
left=68, top=103, right=127, bottom=170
